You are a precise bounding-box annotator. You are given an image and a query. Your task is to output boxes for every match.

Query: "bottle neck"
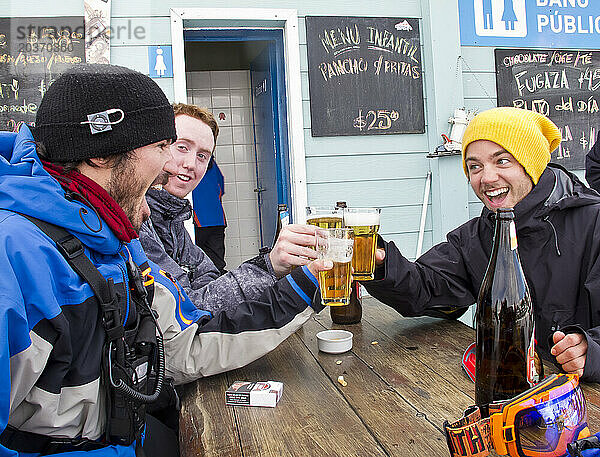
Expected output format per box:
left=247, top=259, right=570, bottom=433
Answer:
left=492, top=217, right=516, bottom=258
left=485, top=213, right=530, bottom=309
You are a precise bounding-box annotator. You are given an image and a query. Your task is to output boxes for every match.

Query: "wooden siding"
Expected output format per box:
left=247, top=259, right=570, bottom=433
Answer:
left=298, top=10, right=435, bottom=257
left=460, top=46, right=497, bottom=113
left=0, top=0, right=483, bottom=260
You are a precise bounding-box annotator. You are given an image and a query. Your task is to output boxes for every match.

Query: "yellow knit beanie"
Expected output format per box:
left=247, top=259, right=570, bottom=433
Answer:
left=461, top=107, right=561, bottom=185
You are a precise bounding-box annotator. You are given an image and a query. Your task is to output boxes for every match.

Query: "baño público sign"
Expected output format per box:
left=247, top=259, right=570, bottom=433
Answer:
left=459, top=0, right=600, bottom=50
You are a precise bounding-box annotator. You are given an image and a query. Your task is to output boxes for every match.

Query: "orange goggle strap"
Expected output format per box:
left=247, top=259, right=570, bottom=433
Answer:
left=443, top=406, right=493, bottom=457
left=443, top=374, right=585, bottom=457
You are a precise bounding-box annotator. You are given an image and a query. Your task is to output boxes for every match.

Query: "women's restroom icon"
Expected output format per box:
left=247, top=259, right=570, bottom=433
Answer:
left=148, top=45, right=173, bottom=78
left=501, top=0, right=517, bottom=30
left=154, top=47, right=167, bottom=76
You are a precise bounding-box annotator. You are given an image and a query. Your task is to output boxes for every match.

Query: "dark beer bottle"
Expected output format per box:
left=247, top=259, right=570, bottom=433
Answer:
left=475, top=208, right=540, bottom=416
left=330, top=201, right=363, bottom=325
left=273, top=204, right=289, bottom=246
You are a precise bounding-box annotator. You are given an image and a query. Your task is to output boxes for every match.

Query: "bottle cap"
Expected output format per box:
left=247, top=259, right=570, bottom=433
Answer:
left=496, top=208, right=515, bottom=219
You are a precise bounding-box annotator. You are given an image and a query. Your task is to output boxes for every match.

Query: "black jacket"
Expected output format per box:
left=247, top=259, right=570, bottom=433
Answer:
left=364, top=164, right=600, bottom=381
left=586, top=132, right=600, bottom=193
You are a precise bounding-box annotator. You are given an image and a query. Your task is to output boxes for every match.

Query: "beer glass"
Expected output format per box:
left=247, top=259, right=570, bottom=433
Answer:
left=343, top=208, right=381, bottom=281
left=306, top=206, right=343, bottom=229
left=315, top=228, right=354, bottom=306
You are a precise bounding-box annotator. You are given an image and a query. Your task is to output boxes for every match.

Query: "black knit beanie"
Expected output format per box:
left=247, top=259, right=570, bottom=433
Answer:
left=33, top=64, right=177, bottom=162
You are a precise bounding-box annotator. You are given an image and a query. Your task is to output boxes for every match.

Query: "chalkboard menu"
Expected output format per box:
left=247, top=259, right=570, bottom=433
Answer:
left=305, top=16, right=424, bottom=137
left=495, top=48, right=600, bottom=170
left=0, top=17, right=85, bottom=132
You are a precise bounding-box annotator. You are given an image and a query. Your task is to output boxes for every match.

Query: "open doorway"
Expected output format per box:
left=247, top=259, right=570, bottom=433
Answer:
left=171, top=8, right=307, bottom=271
left=183, top=33, right=289, bottom=270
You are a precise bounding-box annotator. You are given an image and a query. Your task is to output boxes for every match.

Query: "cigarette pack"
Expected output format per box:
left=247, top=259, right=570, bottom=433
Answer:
left=225, top=381, right=283, bottom=407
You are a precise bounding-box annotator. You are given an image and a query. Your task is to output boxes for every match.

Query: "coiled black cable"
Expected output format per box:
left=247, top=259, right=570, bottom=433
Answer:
left=108, top=294, right=165, bottom=404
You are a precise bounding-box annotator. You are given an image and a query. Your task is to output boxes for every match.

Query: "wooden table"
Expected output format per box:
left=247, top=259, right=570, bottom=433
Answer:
left=180, top=298, right=600, bottom=457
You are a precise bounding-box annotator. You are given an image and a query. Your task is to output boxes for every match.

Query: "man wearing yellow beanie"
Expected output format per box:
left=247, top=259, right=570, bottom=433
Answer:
left=461, top=107, right=561, bottom=209
left=362, top=107, right=600, bottom=382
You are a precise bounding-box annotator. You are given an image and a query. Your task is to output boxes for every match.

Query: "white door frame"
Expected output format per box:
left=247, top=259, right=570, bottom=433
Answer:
left=170, top=8, right=308, bottom=230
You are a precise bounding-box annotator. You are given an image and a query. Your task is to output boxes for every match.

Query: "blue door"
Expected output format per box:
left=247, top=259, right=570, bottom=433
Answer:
left=250, top=43, right=287, bottom=247
left=184, top=29, right=290, bottom=249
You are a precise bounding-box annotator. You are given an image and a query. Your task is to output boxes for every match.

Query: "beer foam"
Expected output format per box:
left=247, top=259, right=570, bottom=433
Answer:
left=326, top=238, right=353, bottom=262
left=344, top=211, right=380, bottom=226
left=331, top=254, right=352, bottom=263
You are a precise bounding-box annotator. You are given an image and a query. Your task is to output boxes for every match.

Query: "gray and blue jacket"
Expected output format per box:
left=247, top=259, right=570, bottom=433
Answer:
left=140, top=187, right=279, bottom=315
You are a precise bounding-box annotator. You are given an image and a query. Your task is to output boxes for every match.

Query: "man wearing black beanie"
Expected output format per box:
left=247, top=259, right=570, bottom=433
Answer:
left=0, top=64, right=329, bottom=457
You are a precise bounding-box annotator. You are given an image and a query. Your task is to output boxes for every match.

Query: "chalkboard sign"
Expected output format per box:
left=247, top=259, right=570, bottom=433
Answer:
left=305, top=16, right=424, bottom=137
left=0, top=17, right=85, bottom=132
left=495, top=48, right=600, bottom=170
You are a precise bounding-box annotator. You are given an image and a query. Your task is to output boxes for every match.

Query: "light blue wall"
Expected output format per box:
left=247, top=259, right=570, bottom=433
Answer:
left=1, top=0, right=478, bottom=261
left=460, top=46, right=494, bottom=219
left=298, top=4, right=432, bottom=259
left=298, top=0, right=471, bottom=259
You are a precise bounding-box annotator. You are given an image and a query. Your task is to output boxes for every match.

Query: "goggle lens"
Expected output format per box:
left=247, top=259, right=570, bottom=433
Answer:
left=514, top=385, right=588, bottom=457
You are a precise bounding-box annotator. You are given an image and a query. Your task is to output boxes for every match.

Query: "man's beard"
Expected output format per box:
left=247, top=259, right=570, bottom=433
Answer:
left=107, top=157, right=147, bottom=232
left=152, top=171, right=170, bottom=187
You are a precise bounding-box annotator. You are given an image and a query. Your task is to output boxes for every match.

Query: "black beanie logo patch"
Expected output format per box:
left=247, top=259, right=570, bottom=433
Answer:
left=81, top=108, right=125, bottom=135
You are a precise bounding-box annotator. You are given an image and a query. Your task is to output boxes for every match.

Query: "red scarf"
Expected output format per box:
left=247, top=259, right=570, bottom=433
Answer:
left=42, top=160, right=138, bottom=243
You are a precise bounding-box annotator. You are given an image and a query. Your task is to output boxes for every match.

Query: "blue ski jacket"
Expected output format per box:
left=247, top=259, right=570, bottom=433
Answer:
left=0, top=126, right=321, bottom=456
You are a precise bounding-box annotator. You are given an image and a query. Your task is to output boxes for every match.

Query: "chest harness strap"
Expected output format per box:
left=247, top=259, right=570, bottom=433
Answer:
left=1, top=214, right=165, bottom=456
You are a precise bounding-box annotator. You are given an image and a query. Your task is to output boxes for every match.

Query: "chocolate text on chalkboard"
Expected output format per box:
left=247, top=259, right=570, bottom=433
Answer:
left=496, top=48, right=600, bottom=170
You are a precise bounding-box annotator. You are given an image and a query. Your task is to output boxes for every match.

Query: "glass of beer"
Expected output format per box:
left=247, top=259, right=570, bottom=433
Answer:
left=306, top=206, right=343, bottom=229
left=315, top=228, right=354, bottom=306
left=343, top=208, right=381, bottom=281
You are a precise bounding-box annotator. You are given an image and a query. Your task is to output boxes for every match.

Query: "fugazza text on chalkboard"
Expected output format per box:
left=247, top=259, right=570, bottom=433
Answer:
left=495, top=48, right=600, bottom=170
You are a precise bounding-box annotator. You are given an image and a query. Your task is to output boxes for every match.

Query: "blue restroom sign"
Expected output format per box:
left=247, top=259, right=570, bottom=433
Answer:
left=148, top=46, right=173, bottom=78
left=459, top=0, right=600, bottom=49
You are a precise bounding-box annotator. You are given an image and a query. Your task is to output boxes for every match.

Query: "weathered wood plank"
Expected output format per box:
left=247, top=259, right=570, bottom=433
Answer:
left=181, top=300, right=600, bottom=457
left=357, top=299, right=600, bottom=430
left=298, top=317, right=450, bottom=456
left=359, top=300, right=476, bottom=392
left=214, top=332, right=388, bottom=457
left=313, top=300, right=474, bottom=428
left=309, top=304, right=473, bottom=430
left=180, top=374, right=241, bottom=457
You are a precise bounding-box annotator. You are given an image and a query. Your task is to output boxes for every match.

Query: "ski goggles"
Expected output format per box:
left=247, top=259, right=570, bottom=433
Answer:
left=444, top=373, right=590, bottom=457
